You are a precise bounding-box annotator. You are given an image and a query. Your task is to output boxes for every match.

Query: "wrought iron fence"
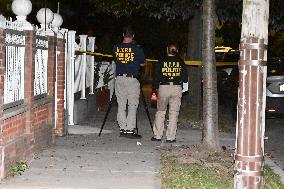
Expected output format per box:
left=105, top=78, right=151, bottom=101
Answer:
left=4, top=19, right=25, bottom=104
left=34, top=35, right=48, bottom=95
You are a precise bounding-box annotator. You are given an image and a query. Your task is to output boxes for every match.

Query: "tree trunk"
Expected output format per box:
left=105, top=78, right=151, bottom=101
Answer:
left=202, top=0, right=220, bottom=151
left=186, top=7, right=203, bottom=120
left=234, top=1, right=269, bottom=188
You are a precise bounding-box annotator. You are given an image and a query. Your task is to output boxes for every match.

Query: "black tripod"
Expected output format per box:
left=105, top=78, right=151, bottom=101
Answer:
left=98, top=85, right=153, bottom=136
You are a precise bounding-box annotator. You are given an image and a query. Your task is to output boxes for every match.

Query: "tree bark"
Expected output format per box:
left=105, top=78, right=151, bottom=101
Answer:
left=202, top=0, right=220, bottom=151
left=234, top=0, right=269, bottom=188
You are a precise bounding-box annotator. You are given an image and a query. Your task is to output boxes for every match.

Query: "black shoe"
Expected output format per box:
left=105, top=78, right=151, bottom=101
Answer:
left=119, top=129, right=127, bottom=137
left=151, top=137, right=161, bottom=141
left=166, top=139, right=176, bottom=143
left=124, top=130, right=142, bottom=139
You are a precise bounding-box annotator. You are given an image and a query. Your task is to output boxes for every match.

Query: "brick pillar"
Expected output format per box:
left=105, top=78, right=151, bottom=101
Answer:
left=55, top=38, right=66, bottom=136
left=0, top=27, right=5, bottom=179
left=47, top=36, right=55, bottom=132
left=24, top=31, right=35, bottom=105
left=23, top=30, right=36, bottom=161
left=24, top=30, right=35, bottom=134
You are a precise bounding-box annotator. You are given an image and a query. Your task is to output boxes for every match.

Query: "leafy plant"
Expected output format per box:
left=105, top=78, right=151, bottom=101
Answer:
left=102, top=64, right=114, bottom=89
left=93, top=62, right=114, bottom=91
left=10, top=161, right=28, bottom=176
left=93, top=61, right=102, bottom=90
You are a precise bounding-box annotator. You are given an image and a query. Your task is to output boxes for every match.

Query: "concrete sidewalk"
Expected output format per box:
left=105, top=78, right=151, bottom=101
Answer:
left=0, top=112, right=235, bottom=189
left=1, top=102, right=282, bottom=189
left=1, top=105, right=161, bottom=189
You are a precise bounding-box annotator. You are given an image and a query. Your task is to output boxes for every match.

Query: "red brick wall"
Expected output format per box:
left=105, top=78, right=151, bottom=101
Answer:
left=0, top=30, right=65, bottom=179
left=32, top=104, right=52, bottom=152
left=2, top=113, right=31, bottom=177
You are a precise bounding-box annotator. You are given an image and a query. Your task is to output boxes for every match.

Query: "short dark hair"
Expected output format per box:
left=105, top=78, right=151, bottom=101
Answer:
left=123, top=25, right=135, bottom=37
left=167, top=43, right=178, bottom=55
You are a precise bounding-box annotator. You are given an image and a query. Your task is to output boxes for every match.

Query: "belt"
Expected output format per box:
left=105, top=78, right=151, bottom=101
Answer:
left=117, top=74, right=138, bottom=78
left=160, top=82, right=182, bottom=85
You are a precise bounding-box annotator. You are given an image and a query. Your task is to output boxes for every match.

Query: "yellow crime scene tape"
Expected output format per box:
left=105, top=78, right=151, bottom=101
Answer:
left=77, top=50, right=238, bottom=67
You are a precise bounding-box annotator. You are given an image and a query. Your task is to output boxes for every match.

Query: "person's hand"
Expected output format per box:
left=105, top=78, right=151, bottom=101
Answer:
left=151, top=91, right=158, bottom=101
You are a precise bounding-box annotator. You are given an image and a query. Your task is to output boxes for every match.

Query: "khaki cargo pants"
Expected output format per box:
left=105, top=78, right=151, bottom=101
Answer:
left=153, top=84, right=182, bottom=140
left=115, top=76, right=140, bottom=131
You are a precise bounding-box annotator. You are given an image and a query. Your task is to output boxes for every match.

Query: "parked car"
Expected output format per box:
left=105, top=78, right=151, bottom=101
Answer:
left=220, top=57, right=284, bottom=119
left=266, top=58, right=284, bottom=117
left=216, top=49, right=240, bottom=62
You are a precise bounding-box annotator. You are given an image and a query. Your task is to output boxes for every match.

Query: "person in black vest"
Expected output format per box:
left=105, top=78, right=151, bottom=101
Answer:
left=151, top=43, right=188, bottom=142
left=112, top=26, right=145, bottom=138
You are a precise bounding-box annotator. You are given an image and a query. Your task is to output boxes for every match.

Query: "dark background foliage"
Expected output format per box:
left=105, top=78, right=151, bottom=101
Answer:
left=1, top=0, right=284, bottom=58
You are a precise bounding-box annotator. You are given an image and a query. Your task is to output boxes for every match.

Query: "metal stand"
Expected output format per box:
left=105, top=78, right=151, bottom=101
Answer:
left=140, top=85, right=153, bottom=132
left=98, top=90, right=116, bottom=136
left=98, top=85, right=153, bottom=136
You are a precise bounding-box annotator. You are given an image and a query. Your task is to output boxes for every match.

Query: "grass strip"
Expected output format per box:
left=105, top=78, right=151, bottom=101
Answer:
left=161, top=152, right=284, bottom=189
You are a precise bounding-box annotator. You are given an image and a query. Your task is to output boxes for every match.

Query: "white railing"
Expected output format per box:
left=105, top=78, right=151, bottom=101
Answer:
left=74, top=35, right=88, bottom=99
left=66, top=30, right=76, bottom=125
left=65, top=31, right=116, bottom=125
left=4, top=19, right=25, bottom=104
left=86, top=37, right=96, bottom=94
left=34, top=35, right=48, bottom=95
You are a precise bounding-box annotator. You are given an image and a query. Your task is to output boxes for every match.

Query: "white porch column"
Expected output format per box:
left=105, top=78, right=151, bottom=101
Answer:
left=79, top=35, right=87, bottom=99
left=66, top=30, right=76, bottom=125
left=88, top=37, right=96, bottom=94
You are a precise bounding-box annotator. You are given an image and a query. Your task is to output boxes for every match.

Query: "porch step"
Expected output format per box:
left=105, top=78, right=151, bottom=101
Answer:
left=67, top=125, right=112, bottom=135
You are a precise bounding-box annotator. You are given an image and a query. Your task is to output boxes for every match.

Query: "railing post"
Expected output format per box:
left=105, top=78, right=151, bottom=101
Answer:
left=66, top=30, right=76, bottom=125
left=88, top=37, right=96, bottom=94
left=79, top=35, right=87, bottom=99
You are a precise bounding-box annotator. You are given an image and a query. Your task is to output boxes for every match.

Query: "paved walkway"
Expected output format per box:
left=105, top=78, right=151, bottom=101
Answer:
left=1, top=92, right=283, bottom=188
left=0, top=99, right=236, bottom=189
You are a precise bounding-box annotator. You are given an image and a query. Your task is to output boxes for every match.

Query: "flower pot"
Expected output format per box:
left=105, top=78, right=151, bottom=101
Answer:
left=96, top=88, right=110, bottom=111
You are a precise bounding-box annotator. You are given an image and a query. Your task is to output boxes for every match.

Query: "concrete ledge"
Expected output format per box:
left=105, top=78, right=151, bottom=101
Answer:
left=67, top=125, right=112, bottom=135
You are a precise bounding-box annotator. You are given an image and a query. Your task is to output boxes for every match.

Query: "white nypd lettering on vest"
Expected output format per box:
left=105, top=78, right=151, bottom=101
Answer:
left=161, top=61, right=182, bottom=80
left=115, top=47, right=135, bottom=64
